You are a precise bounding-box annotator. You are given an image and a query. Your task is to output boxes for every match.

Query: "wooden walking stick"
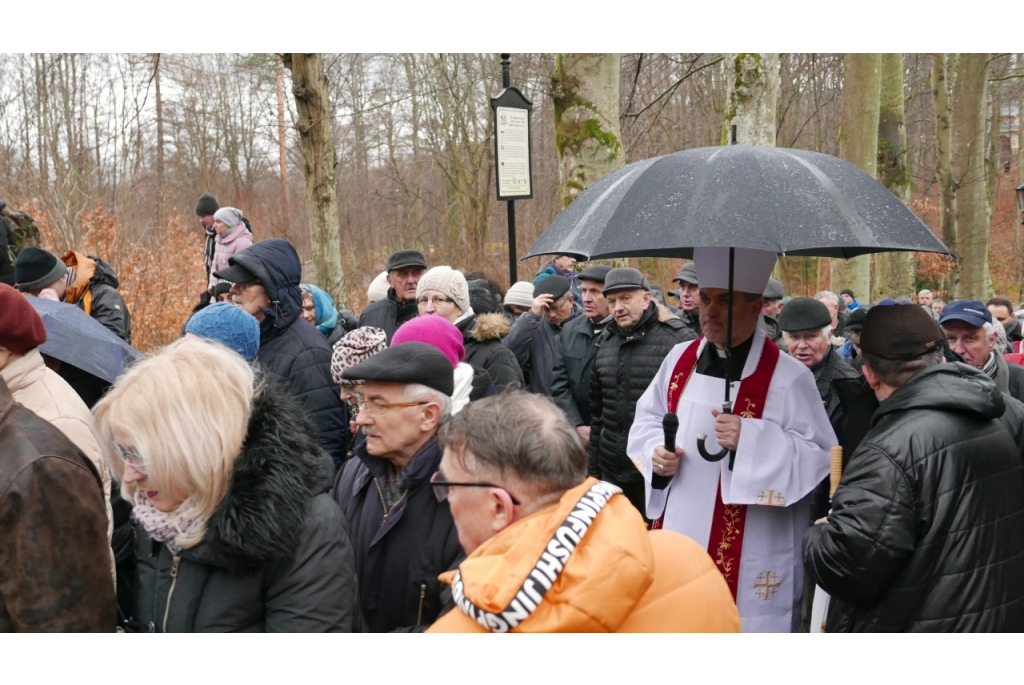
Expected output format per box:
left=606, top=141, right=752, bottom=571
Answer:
left=830, top=446, right=843, bottom=499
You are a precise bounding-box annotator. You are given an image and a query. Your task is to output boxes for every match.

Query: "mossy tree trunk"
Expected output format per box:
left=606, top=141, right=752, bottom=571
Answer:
left=552, top=54, right=624, bottom=208
left=873, top=53, right=915, bottom=301
left=952, top=53, right=992, bottom=300
left=932, top=53, right=957, bottom=297
left=722, top=53, right=780, bottom=146
left=282, top=53, right=347, bottom=308
left=830, top=53, right=880, bottom=299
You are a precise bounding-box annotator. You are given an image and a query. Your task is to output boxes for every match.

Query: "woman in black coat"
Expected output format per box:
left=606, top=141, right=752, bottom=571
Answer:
left=93, top=336, right=363, bottom=632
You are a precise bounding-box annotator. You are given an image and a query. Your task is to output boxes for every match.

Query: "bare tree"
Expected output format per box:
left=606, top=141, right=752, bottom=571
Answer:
left=723, top=53, right=780, bottom=145
left=953, top=53, right=992, bottom=299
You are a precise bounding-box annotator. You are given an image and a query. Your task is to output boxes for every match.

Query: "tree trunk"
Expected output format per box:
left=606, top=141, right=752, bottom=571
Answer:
left=874, top=53, right=915, bottom=300
left=932, top=53, right=957, bottom=297
left=952, top=53, right=992, bottom=300
left=830, top=53, right=880, bottom=299
left=552, top=53, right=624, bottom=207
left=722, top=53, right=780, bottom=146
left=282, top=53, right=347, bottom=309
left=154, top=53, right=165, bottom=218
left=276, top=54, right=290, bottom=233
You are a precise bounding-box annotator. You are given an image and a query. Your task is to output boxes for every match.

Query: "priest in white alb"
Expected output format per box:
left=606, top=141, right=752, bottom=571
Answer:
left=627, top=247, right=834, bottom=632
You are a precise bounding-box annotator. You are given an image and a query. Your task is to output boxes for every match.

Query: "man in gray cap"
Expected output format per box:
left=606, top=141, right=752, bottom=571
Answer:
left=358, top=249, right=429, bottom=342
left=589, top=267, right=693, bottom=517
left=672, top=262, right=702, bottom=338
left=331, top=341, right=462, bottom=632
left=762, top=277, right=787, bottom=352
left=550, top=264, right=613, bottom=446
left=503, top=274, right=579, bottom=395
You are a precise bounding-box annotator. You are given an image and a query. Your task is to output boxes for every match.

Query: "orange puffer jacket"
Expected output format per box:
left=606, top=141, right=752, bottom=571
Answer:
left=428, top=477, right=740, bottom=633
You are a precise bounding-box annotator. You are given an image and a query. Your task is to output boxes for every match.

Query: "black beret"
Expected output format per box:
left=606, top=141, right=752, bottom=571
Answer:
left=534, top=275, right=571, bottom=299
left=778, top=297, right=832, bottom=332
left=860, top=304, right=943, bottom=361
left=342, top=341, right=454, bottom=396
left=386, top=249, right=427, bottom=272
left=844, top=307, right=869, bottom=332
left=578, top=264, right=612, bottom=284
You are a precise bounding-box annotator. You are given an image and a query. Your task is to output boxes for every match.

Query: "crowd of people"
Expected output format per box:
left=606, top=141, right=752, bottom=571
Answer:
left=3, top=190, right=1024, bottom=633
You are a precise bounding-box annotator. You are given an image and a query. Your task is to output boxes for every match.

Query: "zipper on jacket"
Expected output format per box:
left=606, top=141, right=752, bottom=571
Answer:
left=373, top=477, right=408, bottom=526
left=416, top=583, right=427, bottom=626
left=161, top=554, right=181, bottom=633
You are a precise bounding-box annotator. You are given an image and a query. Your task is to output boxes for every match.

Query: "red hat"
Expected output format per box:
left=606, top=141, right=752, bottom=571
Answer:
left=0, top=283, right=47, bottom=355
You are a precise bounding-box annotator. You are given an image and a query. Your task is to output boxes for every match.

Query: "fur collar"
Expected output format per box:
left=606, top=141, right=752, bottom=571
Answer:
left=182, top=378, right=335, bottom=571
left=470, top=312, right=511, bottom=342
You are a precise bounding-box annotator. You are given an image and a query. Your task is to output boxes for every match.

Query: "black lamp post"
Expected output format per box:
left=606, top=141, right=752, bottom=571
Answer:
left=1016, top=183, right=1024, bottom=224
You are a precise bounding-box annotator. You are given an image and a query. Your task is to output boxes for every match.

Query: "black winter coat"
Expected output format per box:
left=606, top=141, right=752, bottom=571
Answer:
left=228, top=240, right=350, bottom=471
left=457, top=313, right=524, bottom=391
left=0, top=206, right=14, bottom=286
left=589, top=304, right=693, bottom=481
left=130, top=382, right=363, bottom=632
left=79, top=258, right=132, bottom=344
left=803, top=363, right=1024, bottom=632
left=332, top=436, right=462, bottom=632
left=358, top=288, right=419, bottom=343
left=551, top=314, right=609, bottom=426
left=504, top=308, right=579, bottom=395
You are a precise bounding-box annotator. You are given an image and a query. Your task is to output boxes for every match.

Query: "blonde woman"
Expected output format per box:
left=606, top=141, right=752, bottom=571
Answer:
left=93, top=336, right=362, bottom=632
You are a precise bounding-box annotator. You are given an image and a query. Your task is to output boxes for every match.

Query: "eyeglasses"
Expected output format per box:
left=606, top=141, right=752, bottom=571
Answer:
left=112, top=442, right=147, bottom=475
left=354, top=393, right=428, bottom=417
left=430, top=472, right=520, bottom=505
left=417, top=295, right=455, bottom=307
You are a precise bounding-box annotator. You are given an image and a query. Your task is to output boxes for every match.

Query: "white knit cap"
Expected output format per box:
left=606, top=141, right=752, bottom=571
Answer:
left=213, top=207, right=243, bottom=229
left=416, top=266, right=471, bottom=314
left=366, top=271, right=389, bottom=303
left=504, top=281, right=536, bottom=308
left=694, top=247, right=777, bottom=294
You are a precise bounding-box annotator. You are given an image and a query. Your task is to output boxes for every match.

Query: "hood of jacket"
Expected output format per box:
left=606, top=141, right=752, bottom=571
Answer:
left=62, top=251, right=121, bottom=304
left=874, top=362, right=1005, bottom=426
left=469, top=312, right=511, bottom=342
left=228, top=239, right=302, bottom=336
left=182, top=377, right=335, bottom=571
left=438, top=478, right=654, bottom=632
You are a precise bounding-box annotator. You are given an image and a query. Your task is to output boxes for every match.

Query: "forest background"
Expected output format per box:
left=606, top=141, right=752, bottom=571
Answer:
left=1, top=51, right=1021, bottom=352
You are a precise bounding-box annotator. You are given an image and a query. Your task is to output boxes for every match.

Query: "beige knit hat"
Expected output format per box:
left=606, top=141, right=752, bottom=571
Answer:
left=416, top=266, right=470, bottom=314
left=504, top=281, right=536, bottom=308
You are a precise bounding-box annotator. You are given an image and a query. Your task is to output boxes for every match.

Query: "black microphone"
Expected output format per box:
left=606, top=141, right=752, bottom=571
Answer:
left=662, top=413, right=679, bottom=453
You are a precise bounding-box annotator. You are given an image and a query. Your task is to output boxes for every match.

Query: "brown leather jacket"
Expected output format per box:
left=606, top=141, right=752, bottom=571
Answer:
left=0, top=377, right=115, bottom=632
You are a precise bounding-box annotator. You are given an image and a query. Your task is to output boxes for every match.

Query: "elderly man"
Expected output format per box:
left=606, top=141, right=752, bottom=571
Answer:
left=332, top=342, right=462, bottom=632
left=803, top=304, right=1024, bottom=631
left=504, top=274, right=579, bottom=395
left=940, top=300, right=1024, bottom=402
left=629, top=247, right=835, bottom=632
left=358, top=249, right=428, bottom=342
left=762, top=278, right=787, bottom=352
left=590, top=268, right=692, bottom=517
left=917, top=289, right=940, bottom=321
left=672, top=262, right=702, bottom=338
left=426, top=392, right=740, bottom=633
left=814, top=290, right=845, bottom=338
left=550, top=265, right=612, bottom=446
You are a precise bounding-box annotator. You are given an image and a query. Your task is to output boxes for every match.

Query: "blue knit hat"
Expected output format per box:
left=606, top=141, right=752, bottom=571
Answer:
left=184, top=303, right=261, bottom=361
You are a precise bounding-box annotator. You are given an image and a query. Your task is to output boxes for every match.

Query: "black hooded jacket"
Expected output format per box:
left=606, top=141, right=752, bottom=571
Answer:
left=130, top=381, right=363, bottom=632
left=358, top=287, right=419, bottom=343
left=227, top=240, right=350, bottom=470
left=78, top=257, right=132, bottom=344
left=803, top=363, right=1024, bottom=632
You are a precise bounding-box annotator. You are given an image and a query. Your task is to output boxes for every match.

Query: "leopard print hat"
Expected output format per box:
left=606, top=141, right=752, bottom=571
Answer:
left=331, top=327, right=387, bottom=387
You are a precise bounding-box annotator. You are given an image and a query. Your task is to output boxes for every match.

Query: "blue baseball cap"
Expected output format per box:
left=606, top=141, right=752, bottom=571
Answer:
left=938, top=300, right=992, bottom=328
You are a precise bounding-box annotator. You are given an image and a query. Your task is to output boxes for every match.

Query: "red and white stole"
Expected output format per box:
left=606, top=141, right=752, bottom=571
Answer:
left=652, top=336, right=780, bottom=600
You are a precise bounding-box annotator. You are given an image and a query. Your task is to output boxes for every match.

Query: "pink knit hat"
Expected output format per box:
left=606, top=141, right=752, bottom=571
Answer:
left=392, top=316, right=465, bottom=369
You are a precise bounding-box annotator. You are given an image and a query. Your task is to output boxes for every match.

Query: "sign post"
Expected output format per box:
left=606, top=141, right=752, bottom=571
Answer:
left=491, top=53, right=533, bottom=285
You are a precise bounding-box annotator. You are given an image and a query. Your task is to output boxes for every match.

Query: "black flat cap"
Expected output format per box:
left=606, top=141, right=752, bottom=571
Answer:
left=673, top=263, right=698, bottom=285
left=534, top=275, right=571, bottom=299
left=342, top=341, right=454, bottom=396
left=602, top=267, right=650, bottom=295
left=763, top=277, right=784, bottom=300
left=844, top=307, right=869, bottom=333
left=778, top=297, right=832, bottom=332
left=578, top=264, right=613, bottom=283
left=386, top=249, right=427, bottom=272
left=860, top=304, right=943, bottom=361
left=213, top=260, right=258, bottom=285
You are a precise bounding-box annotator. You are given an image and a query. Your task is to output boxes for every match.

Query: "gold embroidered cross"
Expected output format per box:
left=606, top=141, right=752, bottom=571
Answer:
left=755, top=490, right=786, bottom=507
left=754, top=571, right=781, bottom=600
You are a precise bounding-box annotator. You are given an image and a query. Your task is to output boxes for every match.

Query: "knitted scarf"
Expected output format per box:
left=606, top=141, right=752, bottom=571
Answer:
left=133, top=490, right=208, bottom=555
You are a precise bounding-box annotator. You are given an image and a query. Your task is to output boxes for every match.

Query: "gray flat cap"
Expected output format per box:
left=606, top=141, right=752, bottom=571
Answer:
left=763, top=277, right=784, bottom=300
left=602, top=268, right=650, bottom=295
left=673, top=263, right=698, bottom=285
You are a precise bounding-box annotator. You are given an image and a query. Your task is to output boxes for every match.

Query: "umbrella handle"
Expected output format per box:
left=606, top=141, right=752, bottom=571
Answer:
left=697, top=401, right=734, bottom=467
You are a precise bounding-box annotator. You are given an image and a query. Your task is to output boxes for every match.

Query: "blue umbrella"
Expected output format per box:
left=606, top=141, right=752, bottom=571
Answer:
left=27, top=297, right=143, bottom=383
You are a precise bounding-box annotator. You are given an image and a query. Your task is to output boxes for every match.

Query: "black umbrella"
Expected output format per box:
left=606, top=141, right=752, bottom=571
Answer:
left=523, top=144, right=951, bottom=261
left=524, top=143, right=952, bottom=465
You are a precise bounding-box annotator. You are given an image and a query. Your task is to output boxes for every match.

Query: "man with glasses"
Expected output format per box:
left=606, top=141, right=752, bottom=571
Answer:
left=504, top=274, right=579, bottom=395
left=358, top=249, right=428, bottom=343
left=331, top=342, right=462, bottom=632
left=426, top=391, right=740, bottom=633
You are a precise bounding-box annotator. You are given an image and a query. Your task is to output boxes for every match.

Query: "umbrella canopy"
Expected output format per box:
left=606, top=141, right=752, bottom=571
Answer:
left=524, top=144, right=951, bottom=261
left=28, top=297, right=143, bottom=384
